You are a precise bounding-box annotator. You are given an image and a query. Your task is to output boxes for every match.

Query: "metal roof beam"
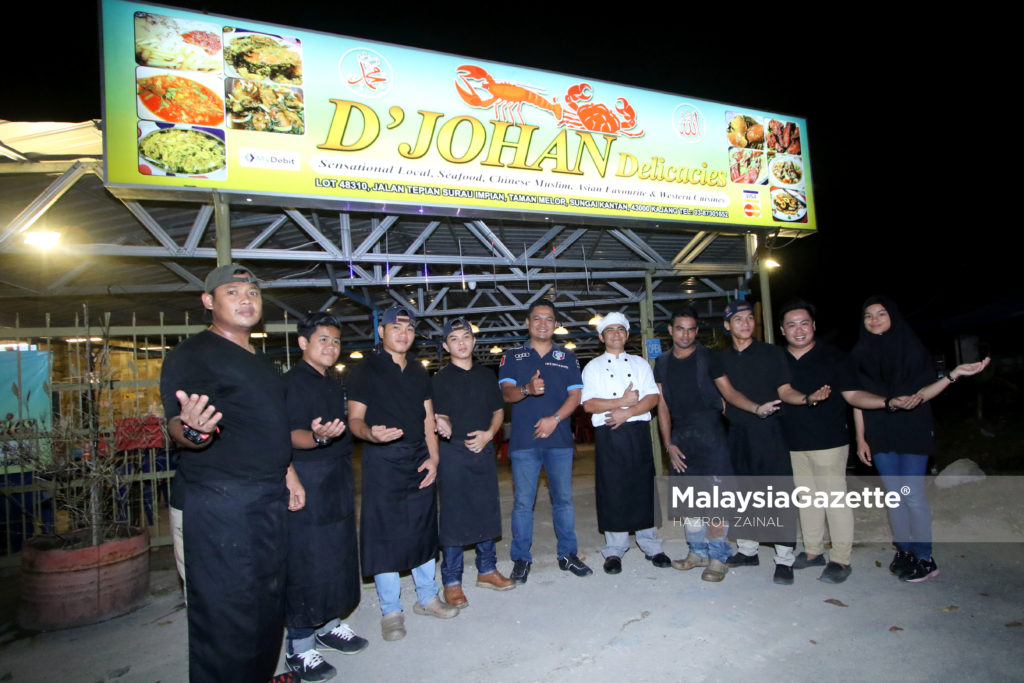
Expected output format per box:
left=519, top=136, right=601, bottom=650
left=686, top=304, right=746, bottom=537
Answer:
left=387, top=220, right=439, bottom=280
left=352, top=215, right=398, bottom=257
left=183, top=205, right=214, bottom=254
left=0, top=160, right=96, bottom=248
left=467, top=220, right=517, bottom=261
left=543, top=228, right=587, bottom=260
left=284, top=209, right=344, bottom=258
left=161, top=262, right=204, bottom=288
left=122, top=200, right=180, bottom=252
left=243, top=215, right=288, bottom=250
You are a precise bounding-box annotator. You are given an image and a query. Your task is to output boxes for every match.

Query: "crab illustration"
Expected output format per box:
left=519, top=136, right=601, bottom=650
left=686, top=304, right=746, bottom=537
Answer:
left=559, top=83, right=643, bottom=137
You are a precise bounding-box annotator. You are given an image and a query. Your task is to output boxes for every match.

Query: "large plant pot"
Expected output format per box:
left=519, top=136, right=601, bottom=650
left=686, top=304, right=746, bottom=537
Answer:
left=18, top=527, right=150, bottom=631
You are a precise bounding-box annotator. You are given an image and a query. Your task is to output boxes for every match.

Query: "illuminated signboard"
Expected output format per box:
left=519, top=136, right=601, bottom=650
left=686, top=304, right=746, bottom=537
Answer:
left=101, top=0, right=816, bottom=230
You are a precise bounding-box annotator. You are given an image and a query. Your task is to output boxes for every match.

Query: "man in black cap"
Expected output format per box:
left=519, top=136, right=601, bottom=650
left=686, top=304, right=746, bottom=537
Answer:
left=347, top=305, right=458, bottom=643
left=581, top=312, right=670, bottom=574
left=281, top=312, right=368, bottom=681
left=709, top=300, right=830, bottom=585
left=161, top=264, right=342, bottom=682
left=432, top=318, right=515, bottom=608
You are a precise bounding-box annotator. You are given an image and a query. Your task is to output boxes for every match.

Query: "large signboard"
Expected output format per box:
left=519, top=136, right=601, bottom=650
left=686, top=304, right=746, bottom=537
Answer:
left=101, top=0, right=816, bottom=230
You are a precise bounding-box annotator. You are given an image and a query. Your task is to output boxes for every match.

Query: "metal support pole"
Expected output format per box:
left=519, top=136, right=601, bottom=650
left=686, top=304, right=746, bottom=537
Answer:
left=212, top=191, right=231, bottom=266
left=641, top=273, right=663, bottom=476
left=758, top=257, right=774, bottom=345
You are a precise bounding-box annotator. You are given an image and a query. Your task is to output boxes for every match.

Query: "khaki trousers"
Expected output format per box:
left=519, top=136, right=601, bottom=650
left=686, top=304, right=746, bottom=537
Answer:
left=790, top=445, right=853, bottom=565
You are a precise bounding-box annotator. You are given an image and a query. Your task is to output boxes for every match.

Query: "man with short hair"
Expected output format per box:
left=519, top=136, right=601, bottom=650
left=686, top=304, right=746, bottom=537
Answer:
left=282, top=312, right=368, bottom=681
left=711, top=300, right=830, bottom=585
left=160, top=264, right=298, bottom=682
left=499, top=301, right=592, bottom=582
left=347, top=305, right=458, bottom=642
left=581, top=312, right=670, bottom=574
left=654, top=307, right=733, bottom=582
left=432, top=318, right=515, bottom=608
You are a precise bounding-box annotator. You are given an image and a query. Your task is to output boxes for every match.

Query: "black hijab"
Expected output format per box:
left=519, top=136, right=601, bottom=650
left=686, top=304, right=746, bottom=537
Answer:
left=850, top=295, right=934, bottom=396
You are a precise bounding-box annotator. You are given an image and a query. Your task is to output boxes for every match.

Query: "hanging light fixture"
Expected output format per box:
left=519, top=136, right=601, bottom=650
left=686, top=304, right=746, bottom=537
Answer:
left=350, top=350, right=363, bottom=359
left=490, top=345, right=503, bottom=354
left=554, top=326, right=569, bottom=335
left=564, top=341, right=577, bottom=350
left=588, top=315, right=602, bottom=326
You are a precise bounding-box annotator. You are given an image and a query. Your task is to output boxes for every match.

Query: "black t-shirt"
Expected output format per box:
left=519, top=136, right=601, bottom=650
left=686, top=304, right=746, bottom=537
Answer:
left=780, top=343, right=854, bottom=451
left=284, top=360, right=354, bottom=462
left=160, top=330, right=291, bottom=482
left=654, top=352, right=716, bottom=425
left=432, top=362, right=504, bottom=438
left=348, top=350, right=431, bottom=442
left=710, top=341, right=791, bottom=426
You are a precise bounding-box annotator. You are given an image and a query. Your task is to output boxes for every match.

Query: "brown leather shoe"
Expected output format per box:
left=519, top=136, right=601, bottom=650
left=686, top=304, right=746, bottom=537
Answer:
left=475, top=570, right=516, bottom=591
left=443, top=584, right=469, bottom=608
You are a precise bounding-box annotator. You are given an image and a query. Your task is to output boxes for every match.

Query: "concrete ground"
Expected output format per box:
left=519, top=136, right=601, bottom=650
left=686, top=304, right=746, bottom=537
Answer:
left=1, top=445, right=1022, bottom=682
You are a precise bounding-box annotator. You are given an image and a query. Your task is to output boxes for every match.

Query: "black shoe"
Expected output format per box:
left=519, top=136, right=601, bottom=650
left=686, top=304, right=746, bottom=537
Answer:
left=315, top=623, right=368, bottom=655
left=819, top=561, right=852, bottom=584
left=889, top=550, right=915, bottom=576
left=603, top=556, right=622, bottom=574
left=286, top=650, right=337, bottom=682
left=558, top=553, right=593, bottom=577
left=645, top=552, right=672, bottom=568
left=773, top=564, right=794, bottom=585
left=792, top=552, right=826, bottom=570
left=725, top=552, right=759, bottom=567
left=901, top=556, right=939, bottom=583
left=510, top=559, right=532, bottom=584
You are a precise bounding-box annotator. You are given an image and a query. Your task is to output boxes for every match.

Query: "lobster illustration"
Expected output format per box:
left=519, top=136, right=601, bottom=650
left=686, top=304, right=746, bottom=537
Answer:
left=455, top=64, right=562, bottom=123
left=559, top=83, right=643, bottom=137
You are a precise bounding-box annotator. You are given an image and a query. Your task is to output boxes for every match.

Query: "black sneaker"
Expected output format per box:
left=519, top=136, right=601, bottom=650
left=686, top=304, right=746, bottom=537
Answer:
left=645, top=552, right=672, bottom=568
left=286, top=649, right=337, bottom=682
left=889, top=550, right=915, bottom=576
left=603, top=556, right=622, bottom=574
left=819, top=561, right=852, bottom=584
left=792, top=552, right=826, bottom=570
left=725, top=552, right=760, bottom=567
left=901, top=556, right=939, bottom=583
left=773, top=564, right=794, bottom=585
left=511, top=559, right=532, bottom=584
left=315, top=622, right=369, bottom=655
left=558, top=553, right=593, bottom=577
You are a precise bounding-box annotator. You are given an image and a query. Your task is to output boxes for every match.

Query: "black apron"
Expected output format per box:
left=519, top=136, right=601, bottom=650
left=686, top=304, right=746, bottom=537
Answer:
left=184, top=479, right=287, bottom=683
left=359, top=440, right=438, bottom=577
left=727, top=418, right=796, bottom=545
left=437, top=440, right=502, bottom=547
left=594, top=421, right=658, bottom=533
left=286, top=457, right=360, bottom=628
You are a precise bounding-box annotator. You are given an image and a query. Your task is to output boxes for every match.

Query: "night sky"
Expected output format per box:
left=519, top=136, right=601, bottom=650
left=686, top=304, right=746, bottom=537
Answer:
left=7, top=3, right=1014, bottom=349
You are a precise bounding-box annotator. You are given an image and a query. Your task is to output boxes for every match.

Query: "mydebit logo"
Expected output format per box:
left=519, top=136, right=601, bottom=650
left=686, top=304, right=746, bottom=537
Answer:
left=239, top=149, right=301, bottom=171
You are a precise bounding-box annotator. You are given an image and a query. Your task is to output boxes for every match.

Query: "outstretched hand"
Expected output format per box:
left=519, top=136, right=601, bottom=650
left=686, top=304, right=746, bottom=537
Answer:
left=370, top=424, right=403, bottom=443
left=952, top=357, right=991, bottom=379
left=175, top=390, right=222, bottom=433
left=311, top=417, right=346, bottom=439
left=756, top=400, right=782, bottom=418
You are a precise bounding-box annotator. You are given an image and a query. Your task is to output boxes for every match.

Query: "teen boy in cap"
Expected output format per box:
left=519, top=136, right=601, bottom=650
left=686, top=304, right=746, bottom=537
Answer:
left=499, top=301, right=592, bottom=582
left=581, top=312, right=671, bottom=574
left=161, top=264, right=294, bottom=682
left=710, top=300, right=830, bottom=585
left=281, top=312, right=368, bottom=681
left=347, top=306, right=457, bottom=642
left=432, top=318, right=515, bottom=608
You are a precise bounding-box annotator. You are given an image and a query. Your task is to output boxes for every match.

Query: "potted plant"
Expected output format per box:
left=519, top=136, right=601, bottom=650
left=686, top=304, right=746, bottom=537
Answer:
left=10, top=330, right=150, bottom=631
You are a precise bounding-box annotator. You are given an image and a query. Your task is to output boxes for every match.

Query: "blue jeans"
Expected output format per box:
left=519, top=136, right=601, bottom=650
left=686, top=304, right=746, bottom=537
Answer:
left=374, top=559, right=438, bottom=616
left=286, top=618, right=341, bottom=654
left=684, top=517, right=732, bottom=562
left=441, top=541, right=497, bottom=586
left=874, top=452, right=932, bottom=559
left=510, top=447, right=577, bottom=561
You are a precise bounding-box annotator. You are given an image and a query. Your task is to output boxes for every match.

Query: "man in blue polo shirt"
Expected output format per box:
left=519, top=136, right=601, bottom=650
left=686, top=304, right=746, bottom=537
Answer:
left=499, top=301, right=592, bottom=583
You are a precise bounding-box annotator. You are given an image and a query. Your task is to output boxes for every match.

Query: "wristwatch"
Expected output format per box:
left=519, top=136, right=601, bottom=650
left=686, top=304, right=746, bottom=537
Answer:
left=181, top=423, right=211, bottom=445
left=313, top=433, right=331, bottom=447
left=520, top=384, right=530, bottom=397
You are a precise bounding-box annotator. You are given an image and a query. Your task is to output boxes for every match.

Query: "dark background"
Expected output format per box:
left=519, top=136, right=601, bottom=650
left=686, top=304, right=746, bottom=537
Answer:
left=7, top=3, right=1015, bottom=349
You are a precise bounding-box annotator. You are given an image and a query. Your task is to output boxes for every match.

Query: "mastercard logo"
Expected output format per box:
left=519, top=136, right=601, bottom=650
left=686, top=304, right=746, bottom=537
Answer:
left=744, top=203, right=761, bottom=218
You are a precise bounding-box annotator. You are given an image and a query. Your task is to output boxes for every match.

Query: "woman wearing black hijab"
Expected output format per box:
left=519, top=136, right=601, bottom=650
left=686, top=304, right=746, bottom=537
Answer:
left=851, top=296, right=990, bottom=583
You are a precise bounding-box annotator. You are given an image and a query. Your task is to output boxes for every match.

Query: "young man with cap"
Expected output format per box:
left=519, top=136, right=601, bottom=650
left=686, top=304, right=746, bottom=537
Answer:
left=499, top=301, right=592, bottom=582
left=432, top=318, right=515, bottom=608
left=654, top=307, right=734, bottom=582
left=709, top=300, right=830, bottom=585
left=281, top=312, right=368, bottom=681
left=161, top=264, right=337, bottom=682
left=347, top=305, right=457, bottom=642
left=581, top=312, right=670, bottom=574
